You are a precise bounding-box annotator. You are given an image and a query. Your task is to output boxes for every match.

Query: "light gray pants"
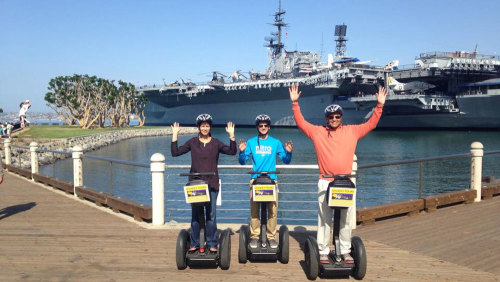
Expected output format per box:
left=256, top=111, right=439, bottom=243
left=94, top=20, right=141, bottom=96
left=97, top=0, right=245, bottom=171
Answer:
left=317, top=179, right=353, bottom=255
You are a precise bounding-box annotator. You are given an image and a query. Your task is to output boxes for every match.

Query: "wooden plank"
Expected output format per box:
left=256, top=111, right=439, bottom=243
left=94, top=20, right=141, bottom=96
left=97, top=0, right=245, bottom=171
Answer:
left=482, top=184, right=500, bottom=200
left=356, top=199, right=424, bottom=225
left=106, top=194, right=152, bottom=222
left=74, top=186, right=107, bottom=207
left=49, top=178, right=74, bottom=194
left=424, top=190, right=476, bottom=212
left=33, top=173, right=52, bottom=185
left=5, top=164, right=31, bottom=179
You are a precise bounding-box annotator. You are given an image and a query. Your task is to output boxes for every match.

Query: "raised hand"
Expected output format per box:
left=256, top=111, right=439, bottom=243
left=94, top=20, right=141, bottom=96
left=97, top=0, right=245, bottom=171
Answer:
left=238, top=139, right=247, bottom=151
left=226, top=121, right=235, bottom=139
left=376, top=86, right=388, bottom=106
left=285, top=140, right=294, bottom=152
left=171, top=122, right=181, bottom=142
left=289, top=84, right=302, bottom=103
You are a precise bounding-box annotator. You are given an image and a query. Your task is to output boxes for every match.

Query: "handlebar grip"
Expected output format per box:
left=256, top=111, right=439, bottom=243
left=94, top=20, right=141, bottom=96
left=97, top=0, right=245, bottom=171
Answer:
left=322, top=174, right=357, bottom=179
left=248, top=171, right=280, bottom=174
left=179, top=172, right=216, bottom=177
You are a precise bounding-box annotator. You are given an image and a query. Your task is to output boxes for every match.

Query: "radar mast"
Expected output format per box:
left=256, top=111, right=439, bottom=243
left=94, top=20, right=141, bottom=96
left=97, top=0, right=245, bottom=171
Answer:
left=334, top=24, right=347, bottom=58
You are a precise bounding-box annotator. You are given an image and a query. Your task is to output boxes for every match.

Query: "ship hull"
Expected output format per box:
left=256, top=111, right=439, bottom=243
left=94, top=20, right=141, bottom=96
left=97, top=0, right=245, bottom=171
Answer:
left=144, top=85, right=371, bottom=127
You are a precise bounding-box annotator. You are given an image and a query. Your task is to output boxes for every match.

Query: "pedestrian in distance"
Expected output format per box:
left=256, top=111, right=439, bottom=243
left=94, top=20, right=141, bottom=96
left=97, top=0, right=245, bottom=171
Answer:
left=171, top=114, right=236, bottom=253
left=19, top=100, right=31, bottom=128
left=289, top=83, right=387, bottom=264
left=0, top=153, right=3, bottom=184
left=238, top=114, right=293, bottom=249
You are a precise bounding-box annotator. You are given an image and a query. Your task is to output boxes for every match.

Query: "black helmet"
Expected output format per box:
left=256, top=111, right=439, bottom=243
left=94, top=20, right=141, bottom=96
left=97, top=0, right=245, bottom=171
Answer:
left=196, top=113, right=213, bottom=126
left=255, top=114, right=271, bottom=126
left=324, top=104, right=343, bottom=116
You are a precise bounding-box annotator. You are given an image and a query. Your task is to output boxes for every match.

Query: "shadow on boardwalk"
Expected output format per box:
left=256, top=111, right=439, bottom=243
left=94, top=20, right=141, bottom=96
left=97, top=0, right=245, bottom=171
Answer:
left=0, top=172, right=499, bottom=281
left=0, top=202, right=36, bottom=220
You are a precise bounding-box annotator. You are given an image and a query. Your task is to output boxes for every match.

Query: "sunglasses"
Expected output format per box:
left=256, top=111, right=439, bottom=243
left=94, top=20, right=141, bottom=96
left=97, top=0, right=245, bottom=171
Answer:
left=258, top=124, right=269, bottom=128
left=327, top=115, right=342, bottom=120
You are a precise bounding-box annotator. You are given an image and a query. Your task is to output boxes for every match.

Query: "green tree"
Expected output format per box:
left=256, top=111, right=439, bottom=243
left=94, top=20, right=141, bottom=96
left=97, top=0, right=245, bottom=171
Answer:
left=45, top=74, right=142, bottom=128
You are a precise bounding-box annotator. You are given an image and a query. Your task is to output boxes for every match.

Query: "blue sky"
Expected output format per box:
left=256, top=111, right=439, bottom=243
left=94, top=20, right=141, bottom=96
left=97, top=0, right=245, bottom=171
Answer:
left=1, top=0, right=499, bottom=113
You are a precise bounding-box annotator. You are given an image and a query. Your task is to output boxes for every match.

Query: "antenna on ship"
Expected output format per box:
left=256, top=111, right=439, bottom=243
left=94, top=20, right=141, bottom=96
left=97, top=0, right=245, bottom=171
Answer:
left=265, top=0, right=287, bottom=58
left=334, top=24, right=347, bottom=58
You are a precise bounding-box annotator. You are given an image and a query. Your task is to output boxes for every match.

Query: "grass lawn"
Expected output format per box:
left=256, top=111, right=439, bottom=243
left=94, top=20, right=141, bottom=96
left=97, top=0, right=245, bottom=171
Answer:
left=15, top=125, right=165, bottom=139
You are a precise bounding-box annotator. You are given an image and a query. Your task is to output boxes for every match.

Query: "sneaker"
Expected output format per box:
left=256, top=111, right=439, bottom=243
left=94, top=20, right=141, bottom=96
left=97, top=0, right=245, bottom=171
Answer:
left=320, top=254, right=330, bottom=264
left=342, top=253, right=354, bottom=264
left=269, top=239, right=278, bottom=249
left=249, top=238, right=259, bottom=249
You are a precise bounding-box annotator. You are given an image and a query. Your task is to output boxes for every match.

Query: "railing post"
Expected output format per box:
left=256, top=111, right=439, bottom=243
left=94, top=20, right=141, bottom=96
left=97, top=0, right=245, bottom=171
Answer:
left=151, top=153, right=165, bottom=226
left=30, top=142, right=39, bottom=180
left=4, top=139, right=11, bottom=168
left=418, top=162, right=423, bottom=198
left=72, top=145, right=83, bottom=196
left=470, top=142, right=483, bottom=202
left=351, top=154, right=357, bottom=229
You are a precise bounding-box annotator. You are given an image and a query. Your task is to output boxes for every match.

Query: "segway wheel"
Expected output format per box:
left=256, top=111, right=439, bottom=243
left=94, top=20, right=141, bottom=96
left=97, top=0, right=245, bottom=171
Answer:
left=278, top=225, right=289, bottom=264
left=219, top=229, right=231, bottom=270
left=304, top=236, right=319, bottom=280
left=351, top=236, right=367, bottom=280
left=176, top=229, right=189, bottom=270
left=238, top=225, right=249, bottom=263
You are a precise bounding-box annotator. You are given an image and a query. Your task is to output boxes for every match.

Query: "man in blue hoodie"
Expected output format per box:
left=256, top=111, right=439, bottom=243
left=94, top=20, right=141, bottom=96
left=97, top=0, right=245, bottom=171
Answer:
left=238, top=114, right=293, bottom=249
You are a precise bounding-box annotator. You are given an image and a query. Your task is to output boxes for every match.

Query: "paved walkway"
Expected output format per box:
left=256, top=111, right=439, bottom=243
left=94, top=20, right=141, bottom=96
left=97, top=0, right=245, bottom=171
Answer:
left=1, top=172, right=498, bottom=281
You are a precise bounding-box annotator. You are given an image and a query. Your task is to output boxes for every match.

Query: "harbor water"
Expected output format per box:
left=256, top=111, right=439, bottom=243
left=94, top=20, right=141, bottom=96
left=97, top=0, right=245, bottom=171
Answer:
left=40, top=128, right=500, bottom=225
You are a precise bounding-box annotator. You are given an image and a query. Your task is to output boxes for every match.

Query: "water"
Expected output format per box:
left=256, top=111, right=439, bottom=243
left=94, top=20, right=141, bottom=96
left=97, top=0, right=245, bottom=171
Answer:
left=39, top=128, right=500, bottom=225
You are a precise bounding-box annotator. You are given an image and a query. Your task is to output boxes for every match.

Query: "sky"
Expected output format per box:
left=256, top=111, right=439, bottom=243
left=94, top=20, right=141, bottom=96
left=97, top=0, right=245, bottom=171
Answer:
left=1, top=0, right=499, bottom=113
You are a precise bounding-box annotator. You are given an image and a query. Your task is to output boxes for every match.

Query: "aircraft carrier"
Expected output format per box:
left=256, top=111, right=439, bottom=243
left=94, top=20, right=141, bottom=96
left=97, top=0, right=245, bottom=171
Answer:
left=140, top=2, right=500, bottom=129
left=140, top=2, right=385, bottom=127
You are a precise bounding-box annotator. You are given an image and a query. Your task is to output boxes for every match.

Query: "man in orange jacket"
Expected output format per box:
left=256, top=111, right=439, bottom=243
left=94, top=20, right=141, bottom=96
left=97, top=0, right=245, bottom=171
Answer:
left=289, top=84, right=387, bottom=264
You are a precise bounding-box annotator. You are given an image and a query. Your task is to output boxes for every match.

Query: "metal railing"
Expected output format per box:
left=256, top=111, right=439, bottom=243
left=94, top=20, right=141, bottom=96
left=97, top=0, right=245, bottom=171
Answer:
left=3, top=139, right=498, bottom=226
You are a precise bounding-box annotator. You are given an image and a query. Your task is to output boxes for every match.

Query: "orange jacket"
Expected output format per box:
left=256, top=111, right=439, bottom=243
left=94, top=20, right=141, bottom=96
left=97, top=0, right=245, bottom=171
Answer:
left=292, top=103, right=383, bottom=180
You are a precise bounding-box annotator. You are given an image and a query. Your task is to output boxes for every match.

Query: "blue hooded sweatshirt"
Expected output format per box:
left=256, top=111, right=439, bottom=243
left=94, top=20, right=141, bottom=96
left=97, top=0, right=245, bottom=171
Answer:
left=238, top=135, right=292, bottom=179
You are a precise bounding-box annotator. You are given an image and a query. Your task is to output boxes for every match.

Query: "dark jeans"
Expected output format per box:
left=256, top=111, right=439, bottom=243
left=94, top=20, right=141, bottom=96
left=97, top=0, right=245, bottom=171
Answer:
left=190, top=189, right=218, bottom=249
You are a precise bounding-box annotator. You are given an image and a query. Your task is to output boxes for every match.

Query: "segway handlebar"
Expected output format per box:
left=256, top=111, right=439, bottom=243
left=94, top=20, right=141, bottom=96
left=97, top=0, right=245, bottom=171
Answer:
left=322, top=174, right=357, bottom=179
left=179, top=172, right=216, bottom=177
left=248, top=171, right=280, bottom=175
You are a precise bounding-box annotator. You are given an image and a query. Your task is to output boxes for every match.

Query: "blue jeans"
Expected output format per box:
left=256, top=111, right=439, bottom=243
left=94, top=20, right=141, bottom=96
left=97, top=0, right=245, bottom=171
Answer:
left=190, top=189, right=218, bottom=249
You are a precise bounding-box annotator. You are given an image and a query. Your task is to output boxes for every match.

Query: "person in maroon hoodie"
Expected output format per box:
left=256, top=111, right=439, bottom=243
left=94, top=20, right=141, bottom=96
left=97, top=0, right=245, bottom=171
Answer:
left=171, top=114, right=236, bottom=253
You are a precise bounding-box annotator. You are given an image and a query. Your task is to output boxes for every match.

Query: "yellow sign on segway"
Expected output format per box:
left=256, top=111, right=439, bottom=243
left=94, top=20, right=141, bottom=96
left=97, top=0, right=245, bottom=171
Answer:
left=328, top=188, right=355, bottom=207
left=184, top=184, right=210, bottom=203
left=252, top=185, right=277, bottom=202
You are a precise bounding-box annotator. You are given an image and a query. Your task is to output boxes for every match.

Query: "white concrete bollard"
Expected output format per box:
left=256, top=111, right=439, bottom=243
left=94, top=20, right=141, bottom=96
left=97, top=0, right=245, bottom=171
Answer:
left=351, top=154, right=358, bottom=229
left=30, top=142, right=39, bottom=180
left=72, top=145, right=83, bottom=196
left=151, top=153, right=165, bottom=226
left=470, top=142, right=483, bottom=202
left=4, top=138, right=11, bottom=167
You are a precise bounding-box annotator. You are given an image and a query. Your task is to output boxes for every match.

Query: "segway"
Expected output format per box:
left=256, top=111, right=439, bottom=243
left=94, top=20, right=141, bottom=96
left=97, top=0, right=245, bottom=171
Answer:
left=238, top=171, right=289, bottom=264
left=176, top=172, right=231, bottom=270
left=304, top=174, right=367, bottom=280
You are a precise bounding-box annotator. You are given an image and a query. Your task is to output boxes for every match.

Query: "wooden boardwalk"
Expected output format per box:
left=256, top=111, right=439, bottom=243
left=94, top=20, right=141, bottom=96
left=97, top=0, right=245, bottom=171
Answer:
left=1, top=172, right=499, bottom=281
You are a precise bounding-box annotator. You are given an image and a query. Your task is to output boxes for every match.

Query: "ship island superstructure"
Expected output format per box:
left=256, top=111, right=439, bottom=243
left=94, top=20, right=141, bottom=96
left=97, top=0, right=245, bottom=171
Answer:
left=140, top=2, right=385, bottom=127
